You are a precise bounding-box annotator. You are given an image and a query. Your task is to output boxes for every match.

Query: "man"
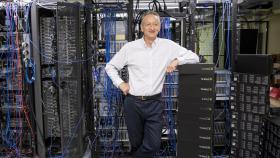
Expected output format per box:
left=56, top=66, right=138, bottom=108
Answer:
left=105, top=11, right=199, bottom=158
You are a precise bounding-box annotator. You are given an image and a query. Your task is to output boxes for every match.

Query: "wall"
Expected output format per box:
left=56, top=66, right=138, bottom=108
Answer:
left=268, top=13, right=280, bottom=54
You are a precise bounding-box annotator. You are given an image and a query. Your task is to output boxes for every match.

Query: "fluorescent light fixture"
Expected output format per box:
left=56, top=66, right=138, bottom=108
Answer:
left=197, top=0, right=222, bottom=3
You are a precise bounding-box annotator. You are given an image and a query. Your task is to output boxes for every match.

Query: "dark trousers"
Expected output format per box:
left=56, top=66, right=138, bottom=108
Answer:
left=124, top=95, right=163, bottom=158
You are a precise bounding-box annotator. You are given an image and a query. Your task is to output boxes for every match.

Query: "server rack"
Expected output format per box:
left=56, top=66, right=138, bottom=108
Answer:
left=0, top=3, right=35, bottom=157
left=262, top=117, right=280, bottom=158
left=31, top=2, right=89, bottom=158
left=92, top=7, right=129, bottom=157
left=230, top=54, right=272, bottom=158
left=177, top=64, right=215, bottom=158
left=214, top=70, right=231, bottom=155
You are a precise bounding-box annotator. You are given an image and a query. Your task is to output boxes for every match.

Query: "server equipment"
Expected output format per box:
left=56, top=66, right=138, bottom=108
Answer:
left=31, top=2, right=89, bottom=158
left=0, top=3, right=35, bottom=157
left=92, top=8, right=129, bottom=157
left=178, top=64, right=215, bottom=158
left=157, top=17, right=178, bottom=157
left=214, top=70, right=231, bottom=155
left=262, top=117, right=280, bottom=158
left=230, top=54, right=272, bottom=158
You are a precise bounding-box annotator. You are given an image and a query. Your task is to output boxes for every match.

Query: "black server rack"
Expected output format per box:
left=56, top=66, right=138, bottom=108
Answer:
left=31, top=2, right=89, bottom=158
left=177, top=64, right=215, bottom=158
left=230, top=54, right=272, bottom=158
left=262, top=117, right=280, bottom=158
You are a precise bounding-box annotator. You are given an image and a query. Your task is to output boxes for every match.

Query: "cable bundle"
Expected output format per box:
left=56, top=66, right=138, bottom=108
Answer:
left=0, top=2, right=35, bottom=157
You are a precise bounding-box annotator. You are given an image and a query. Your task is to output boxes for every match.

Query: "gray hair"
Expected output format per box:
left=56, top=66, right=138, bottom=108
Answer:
left=141, top=11, right=160, bottom=26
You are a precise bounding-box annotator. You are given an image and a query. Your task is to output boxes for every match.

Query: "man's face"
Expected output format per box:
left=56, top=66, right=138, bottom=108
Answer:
left=141, top=14, right=161, bottom=40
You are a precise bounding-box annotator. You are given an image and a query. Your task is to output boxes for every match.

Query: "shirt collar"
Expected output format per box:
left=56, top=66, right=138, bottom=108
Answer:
left=141, top=37, right=159, bottom=48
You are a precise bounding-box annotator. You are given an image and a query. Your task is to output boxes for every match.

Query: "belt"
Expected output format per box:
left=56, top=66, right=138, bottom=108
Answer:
left=128, top=93, right=162, bottom=101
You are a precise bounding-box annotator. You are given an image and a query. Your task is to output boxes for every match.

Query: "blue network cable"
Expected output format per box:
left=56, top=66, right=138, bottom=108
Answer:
left=23, top=3, right=35, bottom=84
left=101, top=8, right=124, bottom=158
left=213, top=1, right=232, bottom=156
left=25, top=59, right=35, bottom=84
left=2, top=2, right=24, bottom=157
left=157, top=17, right=177, bottom=156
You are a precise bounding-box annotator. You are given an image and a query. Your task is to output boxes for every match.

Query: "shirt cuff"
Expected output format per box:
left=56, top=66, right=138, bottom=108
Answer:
left=115, top=78, right=125, bottom=88
left=176, top=56, right=185, bottom=65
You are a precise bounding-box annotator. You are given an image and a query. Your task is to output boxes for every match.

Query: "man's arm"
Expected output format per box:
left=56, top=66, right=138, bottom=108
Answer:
left=105, top=45, right=129, bottom=94
left=105, top=64, right=125, bottom=87
left=167, top=42, right=199, bottom=73
left=176, top=47, right=199, bottom=65
left=166, top=59, right=179, bottom=73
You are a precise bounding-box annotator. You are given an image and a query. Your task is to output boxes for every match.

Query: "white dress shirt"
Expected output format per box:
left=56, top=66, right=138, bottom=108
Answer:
left=105, top=37, right=199, bottom=96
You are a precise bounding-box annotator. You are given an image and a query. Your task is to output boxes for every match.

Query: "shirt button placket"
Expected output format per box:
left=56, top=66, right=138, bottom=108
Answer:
left=149, top=48, right=154, bottom=95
